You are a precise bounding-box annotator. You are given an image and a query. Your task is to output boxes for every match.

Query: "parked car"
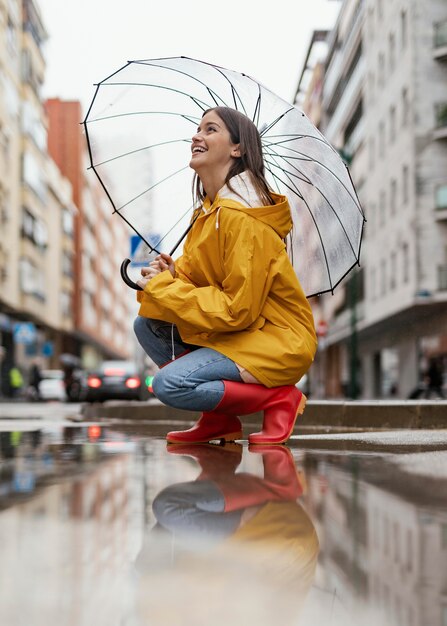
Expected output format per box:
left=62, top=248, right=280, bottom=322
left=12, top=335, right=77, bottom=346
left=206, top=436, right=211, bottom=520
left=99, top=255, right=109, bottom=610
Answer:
left=85, top=360, right=151, bottom=402
left=38, top=369, right=67, bottom=401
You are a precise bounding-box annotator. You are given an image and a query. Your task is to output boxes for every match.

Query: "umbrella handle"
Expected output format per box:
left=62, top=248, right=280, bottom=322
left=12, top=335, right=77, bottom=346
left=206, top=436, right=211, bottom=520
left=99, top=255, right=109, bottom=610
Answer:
left=120, top=258, right=143, bottom=291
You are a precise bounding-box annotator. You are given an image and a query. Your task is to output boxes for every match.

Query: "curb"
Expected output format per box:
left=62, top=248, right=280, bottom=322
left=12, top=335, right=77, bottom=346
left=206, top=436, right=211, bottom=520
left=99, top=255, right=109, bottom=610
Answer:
left=79, top=398, right=447, bottom=429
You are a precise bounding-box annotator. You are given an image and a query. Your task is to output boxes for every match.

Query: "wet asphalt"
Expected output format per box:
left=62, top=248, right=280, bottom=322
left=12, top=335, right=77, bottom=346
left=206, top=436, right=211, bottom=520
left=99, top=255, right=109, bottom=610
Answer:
left=0, top=402, right=446, bottom=626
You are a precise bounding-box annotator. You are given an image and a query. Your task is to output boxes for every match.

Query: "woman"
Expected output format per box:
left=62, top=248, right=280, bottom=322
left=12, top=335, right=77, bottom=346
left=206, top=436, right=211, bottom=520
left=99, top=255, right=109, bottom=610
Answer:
left=134, top=106, right=317, bottom=445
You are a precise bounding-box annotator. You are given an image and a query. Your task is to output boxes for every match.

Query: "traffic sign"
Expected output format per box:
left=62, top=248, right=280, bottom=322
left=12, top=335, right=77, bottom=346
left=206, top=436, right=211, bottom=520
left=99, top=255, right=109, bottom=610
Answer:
left=129, top=234, right=161, bottom=267
left=13, top=322, right=37, bottom=345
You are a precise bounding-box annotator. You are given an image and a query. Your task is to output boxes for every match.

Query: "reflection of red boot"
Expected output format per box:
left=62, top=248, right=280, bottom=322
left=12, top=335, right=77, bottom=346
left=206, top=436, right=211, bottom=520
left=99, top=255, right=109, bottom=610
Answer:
left=215, top=445, right=304, bottom=512
left=248, top=445, right=304, bottom=501
left=196, top=381, right=306, bottom=445
left=166, top=443, right=242, bottom=480
left=166, top=411, right=243, bottom=444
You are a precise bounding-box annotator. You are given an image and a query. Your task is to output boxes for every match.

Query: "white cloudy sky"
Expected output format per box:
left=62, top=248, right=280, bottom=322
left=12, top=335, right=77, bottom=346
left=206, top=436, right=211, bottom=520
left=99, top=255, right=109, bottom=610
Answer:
left=37, top=0, right=340, bottom=114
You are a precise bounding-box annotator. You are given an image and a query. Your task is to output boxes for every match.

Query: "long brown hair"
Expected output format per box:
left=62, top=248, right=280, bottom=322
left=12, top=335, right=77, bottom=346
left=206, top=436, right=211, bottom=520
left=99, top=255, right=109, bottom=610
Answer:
left=192, top=106, right=274, bottom=207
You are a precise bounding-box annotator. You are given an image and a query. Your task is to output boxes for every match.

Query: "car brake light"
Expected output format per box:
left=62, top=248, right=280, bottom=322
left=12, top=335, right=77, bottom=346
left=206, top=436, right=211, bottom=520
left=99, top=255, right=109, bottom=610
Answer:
left=88, top=376, right=102, bottom=388
left=125, top=376, right=140, bottom=389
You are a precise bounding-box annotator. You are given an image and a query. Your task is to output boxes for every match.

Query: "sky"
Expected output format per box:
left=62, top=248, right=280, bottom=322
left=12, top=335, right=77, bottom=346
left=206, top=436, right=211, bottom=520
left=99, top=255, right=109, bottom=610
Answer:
left=37, top=0, right=341, bottom=115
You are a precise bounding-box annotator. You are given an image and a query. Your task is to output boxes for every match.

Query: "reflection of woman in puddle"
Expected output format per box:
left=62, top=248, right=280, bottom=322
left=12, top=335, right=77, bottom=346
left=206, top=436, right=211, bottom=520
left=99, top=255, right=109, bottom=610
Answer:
left=137, top=445, right=319, bottom=623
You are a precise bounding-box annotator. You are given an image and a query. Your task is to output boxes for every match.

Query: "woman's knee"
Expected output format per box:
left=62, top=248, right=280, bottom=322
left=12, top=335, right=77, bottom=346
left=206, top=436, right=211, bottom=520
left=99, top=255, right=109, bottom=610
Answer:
left=152, top=369, right=173, bottom=403
left=133, top=315, right=147, bottom=340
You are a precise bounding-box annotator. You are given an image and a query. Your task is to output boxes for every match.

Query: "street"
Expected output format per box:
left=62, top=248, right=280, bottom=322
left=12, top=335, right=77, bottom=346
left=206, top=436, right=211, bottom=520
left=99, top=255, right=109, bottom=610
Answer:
left=0, top=401, right=446, bottom=625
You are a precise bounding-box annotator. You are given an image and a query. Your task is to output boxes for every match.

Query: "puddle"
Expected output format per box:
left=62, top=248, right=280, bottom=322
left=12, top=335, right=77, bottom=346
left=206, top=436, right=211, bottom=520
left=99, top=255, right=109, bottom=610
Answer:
left=0, top=424, right=446, bottom=625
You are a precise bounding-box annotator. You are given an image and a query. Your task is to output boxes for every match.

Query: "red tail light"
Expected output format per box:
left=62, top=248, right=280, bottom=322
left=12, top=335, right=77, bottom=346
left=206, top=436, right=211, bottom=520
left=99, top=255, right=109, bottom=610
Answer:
left=125, top=376, right=140, bottom=389
left=87, top=376, right=102, bottom=388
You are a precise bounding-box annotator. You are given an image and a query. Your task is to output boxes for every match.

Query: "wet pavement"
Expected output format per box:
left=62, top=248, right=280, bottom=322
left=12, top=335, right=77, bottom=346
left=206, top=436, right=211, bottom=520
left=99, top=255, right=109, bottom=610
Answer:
left=0, top=416, right=446, bottom=626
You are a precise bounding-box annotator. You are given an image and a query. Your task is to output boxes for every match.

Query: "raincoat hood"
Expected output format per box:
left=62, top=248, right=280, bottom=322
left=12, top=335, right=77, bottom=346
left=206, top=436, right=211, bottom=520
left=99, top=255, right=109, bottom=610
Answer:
left=203, top=171, right=293, bottom=239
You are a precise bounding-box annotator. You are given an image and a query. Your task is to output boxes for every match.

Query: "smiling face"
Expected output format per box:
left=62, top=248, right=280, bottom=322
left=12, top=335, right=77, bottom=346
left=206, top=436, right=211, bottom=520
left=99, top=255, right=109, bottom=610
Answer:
left=189, top=110, right=240, bottom=178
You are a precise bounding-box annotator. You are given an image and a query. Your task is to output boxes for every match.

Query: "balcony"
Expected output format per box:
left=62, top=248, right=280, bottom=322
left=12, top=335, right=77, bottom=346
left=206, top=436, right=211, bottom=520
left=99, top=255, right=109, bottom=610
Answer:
left=434, top=19, right=447, bottom=61
left=438, top=265, right=447, bottom=291
left=435, top=184, right=447, bottom=220
left=434, top=103, right=447, bottom=140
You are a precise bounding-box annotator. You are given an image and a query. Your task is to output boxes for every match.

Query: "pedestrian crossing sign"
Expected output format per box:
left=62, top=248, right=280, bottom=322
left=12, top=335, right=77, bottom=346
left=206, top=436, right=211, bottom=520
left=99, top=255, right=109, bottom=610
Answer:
left=129, top=234, right=159, bottom=267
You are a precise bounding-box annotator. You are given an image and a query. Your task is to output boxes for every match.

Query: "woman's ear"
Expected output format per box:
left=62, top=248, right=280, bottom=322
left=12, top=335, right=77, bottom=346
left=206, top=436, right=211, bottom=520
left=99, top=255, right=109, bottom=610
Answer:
left=231, top=144, right=241, bottom=158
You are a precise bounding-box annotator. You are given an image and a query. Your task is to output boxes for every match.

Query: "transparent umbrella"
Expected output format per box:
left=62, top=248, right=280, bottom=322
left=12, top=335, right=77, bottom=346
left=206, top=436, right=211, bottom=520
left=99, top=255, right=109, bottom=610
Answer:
left=83, top=56, right=365, bottom=296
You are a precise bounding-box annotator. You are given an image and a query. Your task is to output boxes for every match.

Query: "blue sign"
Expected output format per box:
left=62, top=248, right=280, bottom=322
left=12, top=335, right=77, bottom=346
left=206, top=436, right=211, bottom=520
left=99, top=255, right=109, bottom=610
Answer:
left=129, top=233, right=161, bottom=267
left=42, top=341, right=54, bottom=357
left=13, top=322, right=37, bottom=345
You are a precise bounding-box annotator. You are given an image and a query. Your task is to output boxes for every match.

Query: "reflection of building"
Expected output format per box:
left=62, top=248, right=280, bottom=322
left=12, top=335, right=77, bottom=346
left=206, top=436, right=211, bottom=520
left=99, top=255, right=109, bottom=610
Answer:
left=0, top=435, right=133, bottom=626
left=305, top=453, right=447, bottom=626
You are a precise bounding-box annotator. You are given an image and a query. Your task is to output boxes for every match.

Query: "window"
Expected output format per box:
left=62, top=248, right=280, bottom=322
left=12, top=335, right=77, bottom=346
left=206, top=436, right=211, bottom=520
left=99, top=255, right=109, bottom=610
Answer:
left=379, top=121, right=386, bottom=156
left=403, top=165, right=410, bottom=204
left=368, top=7, right=375, bottom=39
left=436, top=185, right=447, bottom=209
left=369, top=201, right=376, bottom=234
left=402, top=88, right=410, bottom=127
left=390, top=179, right=397, bottom=214
left=371, top=267, right=376, bottom=301
left=381, top=259, right=387, bottom=296
left=60, top=291, right=72, bottom=317
left=390, top=252, right=397, bottom=289
left=442, top=523, right=447, bottom=549
left=380, top=190, right=386, bottom=225
left=368, top=71, right=375, bottom=102
left=389, top=106, right=396, bottom=143
left=62, top=251, right=72, bottom=277
left=402, top=243, right=409, bottom=283
left=388, top=33, right=396, bottom=73
left=62, top=208, right=74, bottom=236
left=378, top=52, right=386, bottom=86
left=401, top=10, right=408, bottom=49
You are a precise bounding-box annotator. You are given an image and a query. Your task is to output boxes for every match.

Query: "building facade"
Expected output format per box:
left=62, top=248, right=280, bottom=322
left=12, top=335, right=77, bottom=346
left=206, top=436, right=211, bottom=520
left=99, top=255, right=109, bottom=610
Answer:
left=0, top=0, right=132, bottom=396
left=298, top=0, right=447, bottom=398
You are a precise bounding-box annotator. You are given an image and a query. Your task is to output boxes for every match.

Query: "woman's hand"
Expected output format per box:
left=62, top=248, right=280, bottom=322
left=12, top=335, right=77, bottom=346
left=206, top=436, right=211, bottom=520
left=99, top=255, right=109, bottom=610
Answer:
left=136, top=253, right=175, bottom=289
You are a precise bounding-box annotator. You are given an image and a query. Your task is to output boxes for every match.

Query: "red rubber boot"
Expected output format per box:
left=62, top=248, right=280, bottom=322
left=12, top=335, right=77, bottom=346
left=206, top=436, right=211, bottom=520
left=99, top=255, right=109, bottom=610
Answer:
left=166, top=411, right=243, bottom=444
left=214, top=380, right=307, bottom=445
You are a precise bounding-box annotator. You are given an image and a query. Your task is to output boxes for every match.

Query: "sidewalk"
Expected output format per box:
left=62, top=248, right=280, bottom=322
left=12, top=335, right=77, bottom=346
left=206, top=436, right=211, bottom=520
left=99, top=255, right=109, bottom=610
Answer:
left=79, top=397, right=447, bottom=430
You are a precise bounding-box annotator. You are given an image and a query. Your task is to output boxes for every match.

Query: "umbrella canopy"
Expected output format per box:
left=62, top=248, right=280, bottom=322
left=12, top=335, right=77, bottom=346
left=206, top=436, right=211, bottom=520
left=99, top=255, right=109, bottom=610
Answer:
left=83, top=56, right=365, bottom=297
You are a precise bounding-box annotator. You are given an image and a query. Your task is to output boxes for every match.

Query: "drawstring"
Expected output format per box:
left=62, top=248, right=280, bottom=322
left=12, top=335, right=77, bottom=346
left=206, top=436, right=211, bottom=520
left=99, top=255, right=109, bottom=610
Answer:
left=215, top=206, right=221, bottom=229
left=171, top=323, right=175, bottom=360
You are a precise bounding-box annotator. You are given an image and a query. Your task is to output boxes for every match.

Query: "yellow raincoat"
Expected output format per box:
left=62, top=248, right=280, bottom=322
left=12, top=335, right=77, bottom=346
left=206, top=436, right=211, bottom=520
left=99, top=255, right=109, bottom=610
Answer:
left=137, top=175, right=317, bottom=387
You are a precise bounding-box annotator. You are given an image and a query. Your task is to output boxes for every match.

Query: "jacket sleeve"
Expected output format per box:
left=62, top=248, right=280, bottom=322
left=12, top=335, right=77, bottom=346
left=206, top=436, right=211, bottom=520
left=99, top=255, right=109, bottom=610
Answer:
left=138, top=214, right=277, bottom=332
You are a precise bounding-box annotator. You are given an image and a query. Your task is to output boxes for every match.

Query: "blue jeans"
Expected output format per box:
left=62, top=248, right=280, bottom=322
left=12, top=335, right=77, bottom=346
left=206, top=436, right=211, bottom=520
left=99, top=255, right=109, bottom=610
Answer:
left=133, top=316, right=242, bottom=411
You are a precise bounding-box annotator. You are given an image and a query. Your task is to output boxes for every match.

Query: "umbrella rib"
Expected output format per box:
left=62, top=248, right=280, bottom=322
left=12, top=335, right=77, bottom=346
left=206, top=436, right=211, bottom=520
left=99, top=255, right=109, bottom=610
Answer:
left=265, top=156, right=334, bottom=292
left=133, top=59, right=231, bottom=108
left=86, top=110, right=200, bottom=124
left=263, top=152, right=313, bottom=186
left=91, top=138, right=191, bottom=168
left=264, top=160, right=282, bottom=194
left=263, top=142, right=363, bottom=216
left=265, top=152, right=360, bottom=261
left=150, top=203, right=195, bottom=250
left=100, top=81, right=215, bottom=113
left=259, top=107, right=295, bottom=137
left=252, top=84, right=262, bottom=126
left=114, top=165, right=190, bottom=213
left=263, top=133, right=337, bottom=154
